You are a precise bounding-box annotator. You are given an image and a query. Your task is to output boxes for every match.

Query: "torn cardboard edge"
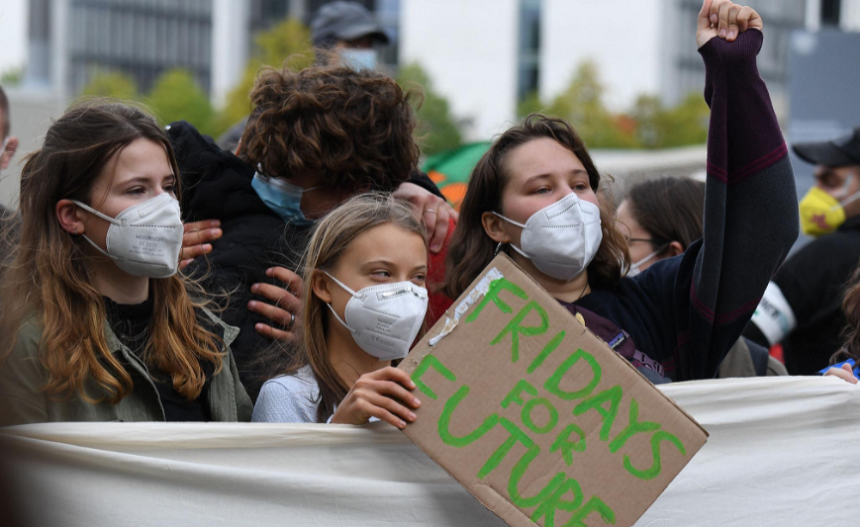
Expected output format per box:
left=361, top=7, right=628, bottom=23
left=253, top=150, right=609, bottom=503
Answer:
left=399, top=253, right=709, bottom=527
left=422, top=258, right=708, bottom=440
left=429, top=267, right=505, bottom=346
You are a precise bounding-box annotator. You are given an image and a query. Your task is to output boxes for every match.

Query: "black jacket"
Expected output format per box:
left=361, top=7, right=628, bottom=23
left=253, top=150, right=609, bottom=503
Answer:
left=744, top=215, right=860, bottom=374
left=167, top=121, right=442, bottom=399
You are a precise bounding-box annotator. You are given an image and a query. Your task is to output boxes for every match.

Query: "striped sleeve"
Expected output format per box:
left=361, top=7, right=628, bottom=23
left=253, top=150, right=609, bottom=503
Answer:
left=672, top=29, right=799, bottom=380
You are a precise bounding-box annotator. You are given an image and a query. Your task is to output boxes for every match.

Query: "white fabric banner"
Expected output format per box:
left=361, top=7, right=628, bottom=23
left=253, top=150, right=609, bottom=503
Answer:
left=1, top=377, right=858, bottom=527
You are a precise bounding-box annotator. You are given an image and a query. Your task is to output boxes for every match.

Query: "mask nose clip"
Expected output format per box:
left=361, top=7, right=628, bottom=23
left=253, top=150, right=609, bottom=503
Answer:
left=381, top=288, right=408, bottom=299
left=380, top=285, right=428, bottom=300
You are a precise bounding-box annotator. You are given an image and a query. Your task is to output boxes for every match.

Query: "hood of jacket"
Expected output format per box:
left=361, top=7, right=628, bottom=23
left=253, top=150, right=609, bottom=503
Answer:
left=167, top=120, right=277, bottom=224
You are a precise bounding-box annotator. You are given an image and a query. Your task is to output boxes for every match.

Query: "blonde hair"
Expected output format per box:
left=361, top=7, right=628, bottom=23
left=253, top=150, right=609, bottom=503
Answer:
left=0, top=101, right=223, bottom=404
left=285, top=193, right=426, bottom=422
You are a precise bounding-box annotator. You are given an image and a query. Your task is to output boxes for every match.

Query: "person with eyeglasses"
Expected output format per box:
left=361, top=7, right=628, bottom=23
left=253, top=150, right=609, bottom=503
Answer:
left=616, top=176, right=788, bottom=378
left=615, top=177, right=705, bottom=279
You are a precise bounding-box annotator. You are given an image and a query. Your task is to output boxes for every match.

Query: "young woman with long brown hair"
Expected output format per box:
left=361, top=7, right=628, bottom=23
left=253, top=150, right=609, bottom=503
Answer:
left=253, top=194, right=424, bottom=426
left=820, top=267, right=860, bottom=385
left=443, top=0, right=799, bottom=383
left=0, top=102, right=252, bottom=426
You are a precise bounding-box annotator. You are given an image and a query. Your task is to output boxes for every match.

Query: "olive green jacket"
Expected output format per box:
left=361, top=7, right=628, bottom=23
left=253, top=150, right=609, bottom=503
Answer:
left=0, top=310, right=253, bottom=427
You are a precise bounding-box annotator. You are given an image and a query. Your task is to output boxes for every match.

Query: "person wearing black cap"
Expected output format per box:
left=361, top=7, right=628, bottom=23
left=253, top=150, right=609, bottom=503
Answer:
left=744, top=127, right=860, bottom=374
left=217, top=1, right=389, bottom=152
left=311, top=0, right=389, bottom=70
left=208, top=4, right=448, bottom=228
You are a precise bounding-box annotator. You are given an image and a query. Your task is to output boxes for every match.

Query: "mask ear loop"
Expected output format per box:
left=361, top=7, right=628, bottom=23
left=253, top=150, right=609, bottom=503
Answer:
left=323, top=271, right=359, bottom=296
left=256, top=164, right=324, bottom=193
left=324, top=303, right=354, bottom=332
left=322, top=271, right=357, bottom=332
left=491, top=211, right=527, bottom=229
left=837, top=189, right=860, bottom=210
left=70, top=200, right=121, bottom=226
left=491, top=238, right=530, bottom=260
left=491, top=211, right=528, bottom=259
left=68, top=200, right=122, bottom=262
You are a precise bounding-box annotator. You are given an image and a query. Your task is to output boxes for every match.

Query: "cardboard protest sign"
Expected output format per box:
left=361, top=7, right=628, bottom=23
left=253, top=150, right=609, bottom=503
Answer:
left=399, top=254, right=708, bottom=527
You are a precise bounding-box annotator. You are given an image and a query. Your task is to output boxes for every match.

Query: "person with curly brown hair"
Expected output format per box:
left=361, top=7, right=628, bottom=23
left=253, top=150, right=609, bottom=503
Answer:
left=168, top=62, right=449, bottom=400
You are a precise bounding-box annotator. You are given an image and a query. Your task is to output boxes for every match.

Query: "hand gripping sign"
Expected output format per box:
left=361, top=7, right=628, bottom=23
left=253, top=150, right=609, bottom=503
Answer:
left=399, top=254, right=707, bottom=527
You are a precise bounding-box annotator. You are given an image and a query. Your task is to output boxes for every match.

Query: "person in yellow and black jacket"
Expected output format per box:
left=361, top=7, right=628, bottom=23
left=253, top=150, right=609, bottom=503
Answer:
left=744, top=128, right=860, bottom=375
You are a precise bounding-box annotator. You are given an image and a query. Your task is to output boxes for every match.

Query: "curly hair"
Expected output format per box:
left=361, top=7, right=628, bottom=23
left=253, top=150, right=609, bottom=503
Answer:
left=240, top=62, right=421, bottom=190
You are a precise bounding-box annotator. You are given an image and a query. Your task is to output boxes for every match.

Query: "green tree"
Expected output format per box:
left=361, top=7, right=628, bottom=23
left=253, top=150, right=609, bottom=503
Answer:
left=147, top=69, right=215, bottom=136
left=216, top=18, right=314, bottom=136
left=397, top=63, right=462, bottom=156
left=0, top=68, right=24, bottom=87
left=659, top=93, right=710, bottom=148
left=544, top=61, right=637, bottom=149
left=79, top=71, right=138, bottom=100
left=516, top=90, right=546, bottom=119
left=631, top=93, right=709, bottom=149
left=514, top=60, right=709, bottom=150
left=631, top=94, right=664, bottom=149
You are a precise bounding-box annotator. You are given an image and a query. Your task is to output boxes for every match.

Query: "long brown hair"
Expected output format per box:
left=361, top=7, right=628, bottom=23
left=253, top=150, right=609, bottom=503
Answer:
left=0, top=101, right=223, bottom=404
left=282, top=193, right=426, bottom=422
left=838, top=263, right=860, bottom=363
left=443, top=114, right=629, bottom=298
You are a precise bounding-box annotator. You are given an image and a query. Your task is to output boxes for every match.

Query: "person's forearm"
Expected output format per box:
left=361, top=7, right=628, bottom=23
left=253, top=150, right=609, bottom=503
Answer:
left=677, top=29, right=798, bottom=380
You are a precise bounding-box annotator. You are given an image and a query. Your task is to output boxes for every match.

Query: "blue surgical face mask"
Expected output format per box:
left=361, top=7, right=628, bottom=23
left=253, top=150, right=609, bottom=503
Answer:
left=251, top=170, right=322, bottom=226
left=340, top=48, right=378, bottom=71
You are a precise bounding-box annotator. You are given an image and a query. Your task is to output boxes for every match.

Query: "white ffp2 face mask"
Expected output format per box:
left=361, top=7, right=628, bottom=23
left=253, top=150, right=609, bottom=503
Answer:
left=626, top=250, right=662, bottom=278
left=494, top=192, right=603, bottom=281
left=71, top=193, right=184, bottom=278
left=324, top=272, right=428, bottom=361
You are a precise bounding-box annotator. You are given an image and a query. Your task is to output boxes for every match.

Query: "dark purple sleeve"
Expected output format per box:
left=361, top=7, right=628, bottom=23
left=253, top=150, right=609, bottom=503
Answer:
left=672, top=29, right=799, bottom=380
